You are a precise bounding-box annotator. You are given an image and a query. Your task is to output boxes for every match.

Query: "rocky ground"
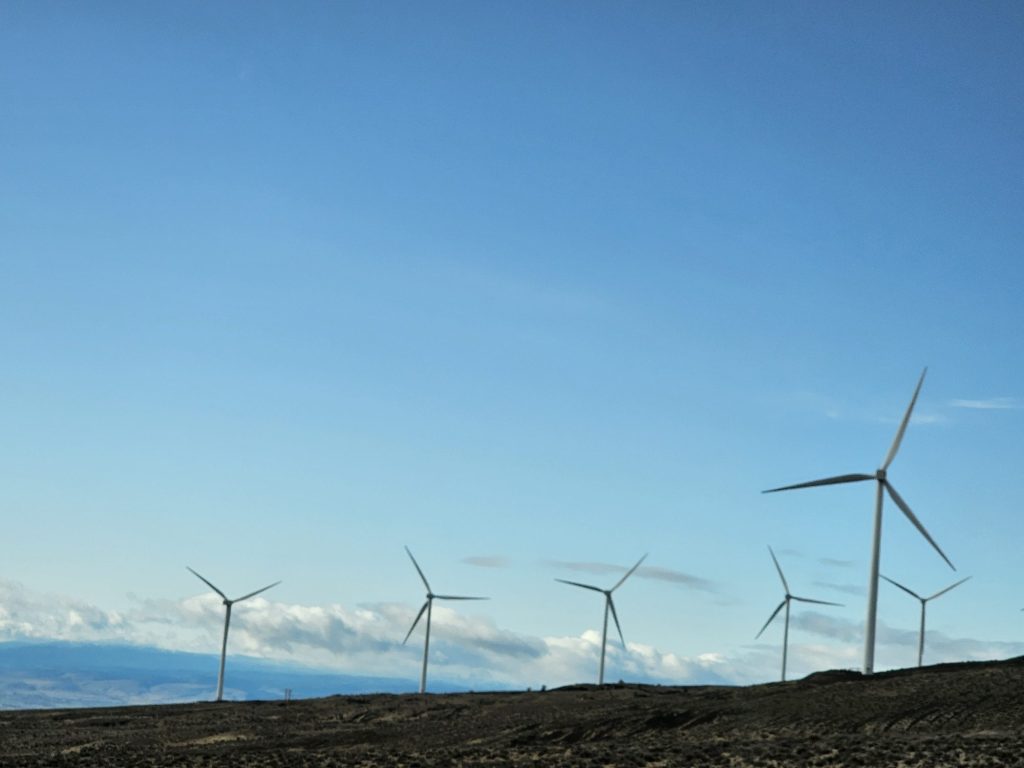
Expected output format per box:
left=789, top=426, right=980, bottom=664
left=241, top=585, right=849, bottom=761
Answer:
left=4, top=658, right=1024, bottom=766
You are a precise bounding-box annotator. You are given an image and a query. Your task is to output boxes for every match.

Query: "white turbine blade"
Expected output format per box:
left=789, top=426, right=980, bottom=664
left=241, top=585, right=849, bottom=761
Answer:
left=755, top=600, right=787, bottom=639
left=555, top=578, right=604, bottom=593
left=611, top=553, right=648, bottom=592
left=608, top=596, right=626, bottom=648
left=434, top=595, right=488, bottom=601
left=186, top=567, right=228, bottom=601
left=763, top=474, right=874, bottom=493
left=767, top=546, right=790, bottom=594
left=791, top=595, right=844, bottom=607
left=403, top=601, right=429, bottom=645
left=405, top=546, right=432, bottom=593
left=880, top=574, right=921, bottom=601
left=927, top=576, right=971, bottom=602
left=882, top=367, right=927, bottom=471
left=884, top=481, right=955, bottom=570
left=235, top=581, right=281, bottom=603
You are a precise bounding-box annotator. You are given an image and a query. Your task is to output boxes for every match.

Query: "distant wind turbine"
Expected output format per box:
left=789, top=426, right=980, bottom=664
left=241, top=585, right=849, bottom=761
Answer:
left=756, top=546, right=842, bottom=682
left=556, top=554, right=647, bottom=685
left=186, top=566, right=281, bottom=702
left=763, top=369, right=955, bottom=675
left=881, top=574, right=970, bottom=668
left=403, top=546, right=488, bottom=694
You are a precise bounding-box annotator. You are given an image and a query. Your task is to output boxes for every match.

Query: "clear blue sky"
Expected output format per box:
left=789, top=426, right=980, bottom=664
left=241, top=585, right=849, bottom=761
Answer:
left=2, top=1, right=1023, bottom=690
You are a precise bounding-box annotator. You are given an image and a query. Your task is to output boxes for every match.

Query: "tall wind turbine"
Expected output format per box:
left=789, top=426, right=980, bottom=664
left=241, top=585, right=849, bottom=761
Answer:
left=186, top=567, right=281, bottom=702
left=756, top=546, right=843, bottom=682
left=556, top=553, right=647, bottom=685
left=881, top=574, right=970, bottom=668
left=763, top=368, right=955, bottom=675
left=403, top=546, right=488, bottom=694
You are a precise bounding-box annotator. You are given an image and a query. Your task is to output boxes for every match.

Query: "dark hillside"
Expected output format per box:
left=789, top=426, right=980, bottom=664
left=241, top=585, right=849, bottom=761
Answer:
left=4, top=657, right=1024, bottom=766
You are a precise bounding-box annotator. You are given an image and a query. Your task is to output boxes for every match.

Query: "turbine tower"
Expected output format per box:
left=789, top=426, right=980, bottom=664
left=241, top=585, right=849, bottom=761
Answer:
left=403, top=546, right=487, bottom=694
left=763, top=368, right=955, bottom=675
left=881, top=574, right=970, bottom=667
left=186, top=566, right=281, bottom=702
left=556, top=553, right=647, bottom=685
left=756, top=546, right=842, bottom=682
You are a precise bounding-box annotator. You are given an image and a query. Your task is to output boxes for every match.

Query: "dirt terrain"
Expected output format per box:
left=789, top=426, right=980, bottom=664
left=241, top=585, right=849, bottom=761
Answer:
left=4, top=658, right=1024, bottom=767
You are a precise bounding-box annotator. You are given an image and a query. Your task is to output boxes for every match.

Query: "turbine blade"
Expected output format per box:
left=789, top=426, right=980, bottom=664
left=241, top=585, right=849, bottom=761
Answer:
left=768, top=546, right=790, bottom=594
left=763, top=474, right=874, bottom=493
left=755, top=600, right=786, bottom=639
left=882, top=368, right=927, bottom=471
left=884, top=481, right=955, bottom=570
left=880, top=574, right=921, bottom=601
left=405, top=546, right=432, bottom=593
left=791, top=596, right=844, bottom=607
left=403, top=601, right=429, bottom=645
left=611, top=553, right=648, bottom=592
left=186, top=567, right=227, bottom=601
left=555, top=578, right=604, bottom=593
left=926, top=576, right=971, bottom=602
left=608, top=596, right=626, bottom=648
left=235, top=581, right=281, bottom=603
left=433, top=595, right=488, bottom=601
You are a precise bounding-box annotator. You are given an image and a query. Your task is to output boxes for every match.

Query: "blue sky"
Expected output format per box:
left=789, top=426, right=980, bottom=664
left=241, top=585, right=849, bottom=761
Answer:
left=2, top=1, right=1023, bottom=692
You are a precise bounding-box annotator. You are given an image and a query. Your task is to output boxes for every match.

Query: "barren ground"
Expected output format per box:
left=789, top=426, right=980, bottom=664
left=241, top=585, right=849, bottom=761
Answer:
left=4, top=658, right=1024, bottom=766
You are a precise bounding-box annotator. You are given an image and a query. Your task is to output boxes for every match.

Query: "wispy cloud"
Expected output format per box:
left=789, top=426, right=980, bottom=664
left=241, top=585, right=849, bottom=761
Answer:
left=813, top=581, right=865, bottom=597
left=636, top=566, right=718, bottom=593
left=462, top=556, right=510, bottom=568
left=787, top=390, right=947, bottom=426
left=818, top=557, right=856, bottom=569
left=543, top=559, right=622, bottom=576
left=544, top=561, right=718, bottom=593
left=949, top=397, right=1020, bottom=410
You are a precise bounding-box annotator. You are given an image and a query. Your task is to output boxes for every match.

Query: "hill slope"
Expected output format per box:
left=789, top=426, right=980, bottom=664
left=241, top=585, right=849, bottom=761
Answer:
left=4, top=657, right=1024, bottom=766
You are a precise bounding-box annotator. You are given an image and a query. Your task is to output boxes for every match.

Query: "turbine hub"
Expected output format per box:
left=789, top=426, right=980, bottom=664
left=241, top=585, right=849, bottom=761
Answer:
left=876, top=468, right=886, bottom=480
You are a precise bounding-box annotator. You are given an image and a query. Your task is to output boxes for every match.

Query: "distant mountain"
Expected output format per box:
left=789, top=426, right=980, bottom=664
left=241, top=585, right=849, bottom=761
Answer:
left=0, top=641, right=470, bottom=709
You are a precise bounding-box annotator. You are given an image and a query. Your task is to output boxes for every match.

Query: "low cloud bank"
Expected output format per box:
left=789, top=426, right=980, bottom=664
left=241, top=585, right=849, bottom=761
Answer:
left=0, top=581, right=731, bottom=689
left=3, top=582, right=1021, bottom=692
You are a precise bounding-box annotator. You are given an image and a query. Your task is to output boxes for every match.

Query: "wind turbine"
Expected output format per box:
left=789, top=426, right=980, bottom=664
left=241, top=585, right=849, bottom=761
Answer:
left=763, top=368, right=955, bottom=674
left=556, top=553, right=647, bottom=685
left=403, top=546, right=488, bottom=694
left=756, top=546, right=843, bottom=682
left=186, top=567, right=281, bottom=702
left=881, top=574, right=970, bottom=668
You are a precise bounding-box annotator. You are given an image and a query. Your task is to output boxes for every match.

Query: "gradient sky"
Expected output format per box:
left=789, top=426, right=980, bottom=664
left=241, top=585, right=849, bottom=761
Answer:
left=2, top=1, right=1023, bottom=690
